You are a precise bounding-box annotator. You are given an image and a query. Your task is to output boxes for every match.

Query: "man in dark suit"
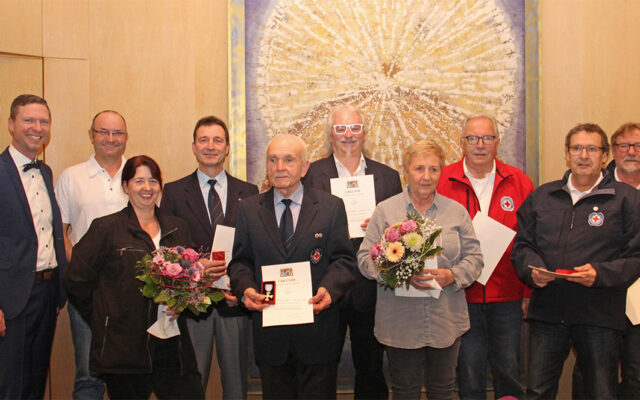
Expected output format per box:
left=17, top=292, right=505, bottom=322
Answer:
left=303, top=105, right=402, bottom=399
left=229, top=133, right=356, bottom=399
left=0, top=94, right=67, bottom=399
left=160, top=116, right=258, bottom=399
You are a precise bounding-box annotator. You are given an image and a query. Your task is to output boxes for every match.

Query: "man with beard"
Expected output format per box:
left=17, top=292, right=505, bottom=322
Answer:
left=512, top=123, right=640, bottom=399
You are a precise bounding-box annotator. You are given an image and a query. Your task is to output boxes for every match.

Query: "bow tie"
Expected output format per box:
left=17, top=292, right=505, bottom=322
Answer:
left=23, top=160, right=42, bottom=172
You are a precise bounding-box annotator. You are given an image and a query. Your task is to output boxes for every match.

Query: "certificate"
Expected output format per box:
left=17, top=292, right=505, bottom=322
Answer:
left=261, top=261, right=314, bottom=327
left=211, top=225, right=234, bottom=290
left=330, top=175, right=376, bottom=238
left=627, top=277, right=640, bottom=325
left=472, top=212, right=516, bottom=285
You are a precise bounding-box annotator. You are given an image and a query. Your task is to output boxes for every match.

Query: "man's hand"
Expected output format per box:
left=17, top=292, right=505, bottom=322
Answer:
left=521, top=297, right=530, bottom=319
left=0, top=308, right=5, bottom=337
left=243, top=288, right=269, bottom=312
left=360, top=217, right=371, bottom=232
left=531, top=267, right=555, bottom=288
left=309, top=287, right=332, bottom=314
left=566, top=263, right=597, bottom=287
left=223, top=283, right=239, bottom=307
left=199, top=258, right=227, bottom=281
left=166, top=305, right=180, bottom=321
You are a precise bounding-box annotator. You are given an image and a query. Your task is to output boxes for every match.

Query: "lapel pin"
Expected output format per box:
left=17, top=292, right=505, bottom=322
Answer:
left=314, top=233, right=323, bottom=238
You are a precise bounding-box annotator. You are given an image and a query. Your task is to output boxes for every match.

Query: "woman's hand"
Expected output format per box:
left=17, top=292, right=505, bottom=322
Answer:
left=409, top=268, right=455, bottom=290
left=166, top=305, right=180, bottom=321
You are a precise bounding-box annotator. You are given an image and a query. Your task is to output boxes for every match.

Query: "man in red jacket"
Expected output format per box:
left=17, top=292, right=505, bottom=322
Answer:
left=436, top=115, right=533, bottom=399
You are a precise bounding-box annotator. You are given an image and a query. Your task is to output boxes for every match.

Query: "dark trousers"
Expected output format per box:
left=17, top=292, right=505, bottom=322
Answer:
left=457, top=301, right=524, bottom=400
left=621, top=322, right=640, bottom=399
left=102, top=336, right=203, bottom=400
left=527, top=321, right=621, bottom=400
left=257, top=351, right=338, bottom=399
left=0, top=279, right=57, bottom=400
left=338, top=305, right=388, bottom=399
left=385, top=338, right=461, bottom=400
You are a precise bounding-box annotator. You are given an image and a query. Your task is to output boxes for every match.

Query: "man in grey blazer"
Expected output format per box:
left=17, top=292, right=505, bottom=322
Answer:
left=0, top=94, right=67, bottom=399
left=303, top=105, right=402, bottom=399
left=229, top=133, right=356, bottom=399
left=161, top=116, right=258, bottom=399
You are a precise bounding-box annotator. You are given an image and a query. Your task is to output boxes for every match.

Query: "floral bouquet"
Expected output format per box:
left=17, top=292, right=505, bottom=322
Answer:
left=369, top=212, right=443, bottom=290
left=136, top=246, right=225, bottom=315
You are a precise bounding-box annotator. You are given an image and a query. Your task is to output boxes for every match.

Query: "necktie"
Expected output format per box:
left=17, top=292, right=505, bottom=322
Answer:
left=280, top=199, right=294, bottom=250
left=23, top=160, right=42, bottom=172
left=208, top=179, right=224, bottom=231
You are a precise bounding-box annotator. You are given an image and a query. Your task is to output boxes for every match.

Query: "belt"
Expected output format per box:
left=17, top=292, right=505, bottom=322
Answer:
left=34, top=268, right=58, bottom=281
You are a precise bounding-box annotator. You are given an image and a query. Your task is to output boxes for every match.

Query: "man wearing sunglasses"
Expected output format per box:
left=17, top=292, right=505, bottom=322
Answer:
left=512, top=123, right=640, bottom=399
left=437, top=115, right=533, bottom=399
left=303, top=104, right=402, bottom=399
left=55, top=110, right=130, bottom=399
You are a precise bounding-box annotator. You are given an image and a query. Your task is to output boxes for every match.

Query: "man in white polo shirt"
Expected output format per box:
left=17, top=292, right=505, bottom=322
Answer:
left=55, top=110, right=129, bottom=399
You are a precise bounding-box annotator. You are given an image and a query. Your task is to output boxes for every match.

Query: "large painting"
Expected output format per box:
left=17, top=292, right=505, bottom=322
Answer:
left=229, top=0, right=539, bottom=186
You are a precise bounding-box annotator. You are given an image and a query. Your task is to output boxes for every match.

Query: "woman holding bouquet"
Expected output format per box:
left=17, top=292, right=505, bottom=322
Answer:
left=358, top=140, right=483, bottom=400
left=64, top=156, right=205, bottom=399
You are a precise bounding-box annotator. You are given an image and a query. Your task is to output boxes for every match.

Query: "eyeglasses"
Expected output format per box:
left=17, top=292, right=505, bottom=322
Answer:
left=333, top=124, right=363, bottom=136
left=91, top=128, right=126, bottom=138
left=568, top=145, right=603, bottom=155
left=461, top=135, right=497, bottom=144
left=614, top=143, right=640, bottom=152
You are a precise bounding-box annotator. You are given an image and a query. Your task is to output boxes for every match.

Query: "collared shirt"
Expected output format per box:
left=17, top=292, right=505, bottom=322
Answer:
left=9, top=145, right=57, bottom=271
left=55, top=154, right=128, bottom=244
left=197, top=168, right=228, bottom=216
left=274, top=183, right=304, bottom=231
left=463, top=158, right=496, bottom=214
left=614, top=167, right=640, bottom=189
left=566, top=172, right=604, bottom=204
left=334, top=153, right=367, bottom=177
left=357, top=187, right=483, bottom=349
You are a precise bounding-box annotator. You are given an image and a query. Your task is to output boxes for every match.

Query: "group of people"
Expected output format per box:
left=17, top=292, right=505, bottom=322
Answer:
left=0, top=92, right=639, bottom=400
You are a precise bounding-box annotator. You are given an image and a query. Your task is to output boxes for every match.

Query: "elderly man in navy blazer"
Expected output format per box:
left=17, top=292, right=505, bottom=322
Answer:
left=161, top=116, right=258, bottom=398
left=303, top=104, right=402, bottom=399
left=229, top=133, right=356, bottom=399
left=0, top=94, right=67, bottom=399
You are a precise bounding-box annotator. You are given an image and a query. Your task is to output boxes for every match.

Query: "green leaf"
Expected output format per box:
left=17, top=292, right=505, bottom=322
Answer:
left=142, top=283, right=160, bottom=298
left=154, top=293, right=171, bottom=303
left=209, top=291, right=225, bottom=304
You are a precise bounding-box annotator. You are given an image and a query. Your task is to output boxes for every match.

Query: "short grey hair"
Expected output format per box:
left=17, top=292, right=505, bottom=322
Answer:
left=462, top=114, right=499, bottom=137
left=268, top=133, right=309, bottom=163
left=325, top=104, right=368, bottom=140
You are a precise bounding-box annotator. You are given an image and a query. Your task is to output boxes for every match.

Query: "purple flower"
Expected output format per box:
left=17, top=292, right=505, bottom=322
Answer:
left=399, top=220, right=418, bottom=234
left=370, top=243, right=384, bottom=261
left=384, top=227, right=401, bottom=242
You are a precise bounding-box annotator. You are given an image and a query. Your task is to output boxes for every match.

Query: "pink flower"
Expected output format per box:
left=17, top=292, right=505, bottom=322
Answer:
left=384, top=227, right=401, bottom=242
left=190, top=270, right=203, bottom=282
left=370, top=243, right=384, bottom=261
left=182, top=248, right=199, bottom=263
left=163, top=262, right=183, bottom=278
left=152, top=253, right=165, bottom=265
left=399, top=220, right=418, bottom=234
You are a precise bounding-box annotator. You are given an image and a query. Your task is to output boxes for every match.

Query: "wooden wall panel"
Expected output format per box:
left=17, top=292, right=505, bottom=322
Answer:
left=43, top=0, right=89, bottom=59
left=0, top=0, right=43, bottom=56
left=0, top=55, right=43, bottom=151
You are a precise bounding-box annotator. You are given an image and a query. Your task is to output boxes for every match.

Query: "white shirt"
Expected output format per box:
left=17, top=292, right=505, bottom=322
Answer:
left=334, top=153, right=367, bottom=177
left=197, top=169, right=228, bottom=217
left=464, top=158, right=496, bottom=214
left=274, top=183, right=304, bottom=231
left=55, top=154, right=128, bottom=244
left=566, top=172, right=604, bottom=204
left=9, top=145, right=57, bottom=271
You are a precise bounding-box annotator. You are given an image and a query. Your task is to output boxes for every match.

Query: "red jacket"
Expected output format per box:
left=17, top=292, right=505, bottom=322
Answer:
left=437, top=158, right=534, bottom=303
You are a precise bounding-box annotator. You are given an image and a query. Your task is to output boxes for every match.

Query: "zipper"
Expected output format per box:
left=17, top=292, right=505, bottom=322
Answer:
left=561, top=209, right=576, bottom=269
left=117, top=247, right=146, bottom=256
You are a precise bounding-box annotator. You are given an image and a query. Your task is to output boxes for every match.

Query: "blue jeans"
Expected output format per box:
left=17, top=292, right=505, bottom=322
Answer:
left=386, top=338, right=460, bottom=400
left=457, top=301, right=524, bottom=399
left=621, top=322, right=640, bottom=399
left=527, top=321, right=621, bottom=400
left=68, top=303, right=105, bottom=400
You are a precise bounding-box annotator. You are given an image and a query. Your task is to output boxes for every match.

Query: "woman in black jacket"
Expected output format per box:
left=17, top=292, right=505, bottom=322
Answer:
left=64, top=155, right=204, bottom=400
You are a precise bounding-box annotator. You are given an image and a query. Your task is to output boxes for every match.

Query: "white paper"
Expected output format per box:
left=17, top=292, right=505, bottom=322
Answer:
left=330, top=175, right=376, bottom=238
left=147, top=304, right=181, bottom=339
left=261, top=261, right=314, bottom=327
left=395, top=257, right=442, bottom=298
left=211, top=225, right=235, bottom=290
left=472, top=211, right=516, bottom=285
left=627, top=277, right=640, bottom=325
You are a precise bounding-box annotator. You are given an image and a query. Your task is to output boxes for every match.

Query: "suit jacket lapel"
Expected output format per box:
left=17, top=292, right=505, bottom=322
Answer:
left=287, top=187, right=318, bottom=254
left=1, top=149, right=33, bottom=225
left=364, top=156, right=383, bottom=204
left=258, top=188, right=288, bottom=259
left=224, top=176, right=240, bottom=226
left=184, top=171, right=214, bottom=238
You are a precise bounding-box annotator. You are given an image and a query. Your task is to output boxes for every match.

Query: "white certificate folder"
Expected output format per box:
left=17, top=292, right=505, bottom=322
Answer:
left=261, top=261, right=314, bottom=327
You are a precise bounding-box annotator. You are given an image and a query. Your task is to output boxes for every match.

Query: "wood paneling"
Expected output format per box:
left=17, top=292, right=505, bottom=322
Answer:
left=43, top=0, right=89, bottom=59
left=0, top=0, right=43, bottom=56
